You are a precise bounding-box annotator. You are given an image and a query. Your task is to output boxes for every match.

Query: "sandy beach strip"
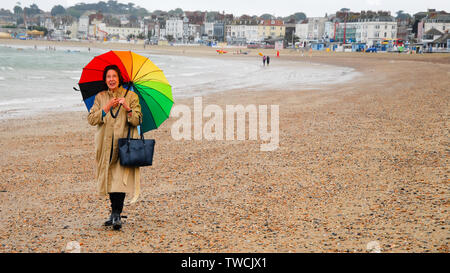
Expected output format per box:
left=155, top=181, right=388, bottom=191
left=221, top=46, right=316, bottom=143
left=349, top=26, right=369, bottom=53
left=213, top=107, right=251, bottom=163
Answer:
left=0, top=41, right=449, bottom=253
left=1, top=38, right=450, bottom=63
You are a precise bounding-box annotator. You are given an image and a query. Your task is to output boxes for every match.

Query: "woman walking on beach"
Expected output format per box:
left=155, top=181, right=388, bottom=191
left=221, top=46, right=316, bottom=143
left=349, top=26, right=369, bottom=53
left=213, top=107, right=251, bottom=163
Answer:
left=87, top=65, right=143, bottom=230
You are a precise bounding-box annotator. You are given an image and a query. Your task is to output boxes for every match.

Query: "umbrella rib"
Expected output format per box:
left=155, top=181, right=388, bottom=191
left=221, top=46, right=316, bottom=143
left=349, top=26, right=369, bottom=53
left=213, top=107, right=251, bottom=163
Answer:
left=83, top=54, right=113, bottom=70
left=147, top=90, right=171, bottom=119
left=135, top=90, right=158, bottom=131
left=135, top=85, right=171, bottom=123
left=128, top=51, right=133, bottom=82
left=93, top=53, right=115, bottom=65
left=134, top=85, right=160, bottom=129
left=135, top=83, right=173, bottom=103
left=95, top=56, right=115, bottom=66
left=133, top=70, right=164, bottom=83
left=82, top=67, right=105, bottom=73
left=132, top=57, right=150, bottom=82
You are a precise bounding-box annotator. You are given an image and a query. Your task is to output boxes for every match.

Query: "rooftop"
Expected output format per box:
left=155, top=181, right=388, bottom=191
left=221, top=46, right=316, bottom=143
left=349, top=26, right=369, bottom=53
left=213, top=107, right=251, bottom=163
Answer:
left=431, top=32, right=450, bottom=43
left=425, top=28, right=443, bottom=36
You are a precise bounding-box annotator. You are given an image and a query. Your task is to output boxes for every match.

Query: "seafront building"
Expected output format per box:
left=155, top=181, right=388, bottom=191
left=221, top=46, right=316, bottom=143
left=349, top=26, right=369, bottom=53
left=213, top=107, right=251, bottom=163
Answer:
left=258, top=19, right=286, bottom=40
left=0, top=6, right=448, bottom=52
left=165, top=17, right=184, bottom=40
left=227, top=18, right=260, bottom=44
left=417, top=13, right=450, bottom=41
left=341, top=20, right=398, bottom=46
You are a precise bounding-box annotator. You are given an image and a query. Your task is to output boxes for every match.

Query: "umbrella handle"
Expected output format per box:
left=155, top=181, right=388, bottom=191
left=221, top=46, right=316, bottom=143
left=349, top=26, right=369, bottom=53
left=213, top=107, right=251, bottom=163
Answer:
left=110, top=84, right=131, bottom=118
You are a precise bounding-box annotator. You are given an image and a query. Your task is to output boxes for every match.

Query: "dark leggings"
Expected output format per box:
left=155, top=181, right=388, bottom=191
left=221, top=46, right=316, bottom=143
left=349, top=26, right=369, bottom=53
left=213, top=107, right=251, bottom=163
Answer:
left=109, top=192, right=126, bottom=214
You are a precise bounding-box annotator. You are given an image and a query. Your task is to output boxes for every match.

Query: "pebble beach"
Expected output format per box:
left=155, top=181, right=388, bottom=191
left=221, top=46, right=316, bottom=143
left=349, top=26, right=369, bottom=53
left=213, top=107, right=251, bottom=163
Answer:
left=0, top=40, right=448, bottom=253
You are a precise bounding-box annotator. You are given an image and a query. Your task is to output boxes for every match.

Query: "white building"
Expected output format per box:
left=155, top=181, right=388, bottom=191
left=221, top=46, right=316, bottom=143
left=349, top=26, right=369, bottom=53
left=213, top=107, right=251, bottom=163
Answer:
left=228, top=20, right=260, bottom=43
left=421, top=13, right=450, bottom=35
left=332, top=20, right=398, bottom=46
left=229, top=24, right=245, bottom=39
left=204, top=22, right=214, bottom=37
left=324, top=21, right=336, bottom=40
left=166, top=18, right=184, bottom=40
left=421, top=28, right=444, bottom=44
left=354, top=21, right=397, bottom=46
left=188, top=24, right=201, bottom=42
left=103, top=26, right=142, bottom=40
left=182, top=16, right=189, bottom=41
left=307, top=17, right=327, bottom=40
left=295, top=22, right=309, bottom=41
left=78, top=15, right=89, bottom=38
left=295, top=17, right=327, bottom=41
left=424, top=21, right=450, bottom=33
left=244, top=25, right=259, bottom=42
left=159, top=28, right=166, bottom=40
left=44, top=17, right=54, bottom=31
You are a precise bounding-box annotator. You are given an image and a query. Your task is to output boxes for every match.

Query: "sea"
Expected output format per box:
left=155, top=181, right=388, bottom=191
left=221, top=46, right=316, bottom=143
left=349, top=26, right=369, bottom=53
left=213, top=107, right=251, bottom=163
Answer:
left=0, top=44, right=360, bottom=119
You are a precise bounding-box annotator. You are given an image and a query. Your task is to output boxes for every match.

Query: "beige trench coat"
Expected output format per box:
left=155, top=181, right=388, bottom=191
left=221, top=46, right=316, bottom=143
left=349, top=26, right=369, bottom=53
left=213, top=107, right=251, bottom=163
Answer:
left=87, top=86, right=143, bottom=203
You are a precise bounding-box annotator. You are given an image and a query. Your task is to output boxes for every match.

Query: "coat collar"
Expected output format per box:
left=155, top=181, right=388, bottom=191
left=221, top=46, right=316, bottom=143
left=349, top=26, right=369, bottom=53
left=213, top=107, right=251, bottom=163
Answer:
left=107, top=86, right=126, bottom=98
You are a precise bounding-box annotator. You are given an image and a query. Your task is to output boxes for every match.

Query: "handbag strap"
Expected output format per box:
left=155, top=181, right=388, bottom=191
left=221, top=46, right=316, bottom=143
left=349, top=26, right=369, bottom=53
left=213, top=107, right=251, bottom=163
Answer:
left=126, top=116, right=144, bottom=142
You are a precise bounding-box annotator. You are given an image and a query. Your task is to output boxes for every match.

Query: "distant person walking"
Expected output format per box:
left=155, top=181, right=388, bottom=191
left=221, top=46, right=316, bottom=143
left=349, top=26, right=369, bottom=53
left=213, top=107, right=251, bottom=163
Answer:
left=263, top=55, right=266, bottom=66
left=266, top=56, right=270, bottom=66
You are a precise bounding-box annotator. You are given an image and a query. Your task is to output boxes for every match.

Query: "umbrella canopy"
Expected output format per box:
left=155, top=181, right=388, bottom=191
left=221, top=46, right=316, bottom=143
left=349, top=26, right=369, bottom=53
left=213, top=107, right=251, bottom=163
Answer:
left=78, top=50, right=173, bottom=133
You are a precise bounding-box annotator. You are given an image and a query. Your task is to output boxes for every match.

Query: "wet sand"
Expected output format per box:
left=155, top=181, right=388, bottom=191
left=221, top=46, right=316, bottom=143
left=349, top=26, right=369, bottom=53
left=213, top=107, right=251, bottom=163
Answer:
left=0, top=42, right=449, bottom=253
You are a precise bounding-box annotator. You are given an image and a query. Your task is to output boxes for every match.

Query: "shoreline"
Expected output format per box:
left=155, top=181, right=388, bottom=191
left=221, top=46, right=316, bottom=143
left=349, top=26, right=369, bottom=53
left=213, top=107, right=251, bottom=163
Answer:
left=1, top=38, right=449, bottom=63
left=0, top=41, right=363, bottom=120
left=0, top=41, right=449, bottom=253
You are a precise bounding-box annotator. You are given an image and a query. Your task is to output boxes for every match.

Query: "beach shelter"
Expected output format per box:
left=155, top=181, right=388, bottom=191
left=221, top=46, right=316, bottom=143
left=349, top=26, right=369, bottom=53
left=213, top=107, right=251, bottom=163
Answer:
left=26, top=30, right=44, bottom=37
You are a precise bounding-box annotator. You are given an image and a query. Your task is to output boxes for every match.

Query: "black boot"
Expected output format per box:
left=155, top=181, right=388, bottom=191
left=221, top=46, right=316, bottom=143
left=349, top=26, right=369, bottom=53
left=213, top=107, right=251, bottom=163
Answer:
left=104, top=213, right=113, bottom=226
left=105, top=193, right=118, bottom=227
left=109, top=193, right=125, bottom=230
left=112, top=212, right=122, bottom=230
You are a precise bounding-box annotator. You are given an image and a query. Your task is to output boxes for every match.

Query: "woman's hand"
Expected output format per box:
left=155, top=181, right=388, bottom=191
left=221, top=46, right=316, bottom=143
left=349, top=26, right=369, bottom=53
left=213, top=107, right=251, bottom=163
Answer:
left=103, top=98, right=119, bottom=113
left=117, top=98, right=131, bottom=112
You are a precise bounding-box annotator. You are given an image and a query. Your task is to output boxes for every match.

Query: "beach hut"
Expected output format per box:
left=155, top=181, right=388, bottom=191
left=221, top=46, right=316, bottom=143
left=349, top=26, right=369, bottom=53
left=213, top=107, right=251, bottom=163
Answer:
left=352, top=43, right=366, bottom=52
left=311, top=42, right=326, bottom=51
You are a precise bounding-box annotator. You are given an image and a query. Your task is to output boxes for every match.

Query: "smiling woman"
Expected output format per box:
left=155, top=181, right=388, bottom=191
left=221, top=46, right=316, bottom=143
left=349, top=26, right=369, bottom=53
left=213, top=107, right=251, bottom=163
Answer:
left=103, top=65, right=123, bottom=91
left=87, top=64, right=143, bottom=231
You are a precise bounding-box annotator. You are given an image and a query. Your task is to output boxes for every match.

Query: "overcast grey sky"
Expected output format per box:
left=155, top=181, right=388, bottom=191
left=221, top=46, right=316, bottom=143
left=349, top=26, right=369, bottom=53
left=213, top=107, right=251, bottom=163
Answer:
left=2, top=0, right=449, bottom=17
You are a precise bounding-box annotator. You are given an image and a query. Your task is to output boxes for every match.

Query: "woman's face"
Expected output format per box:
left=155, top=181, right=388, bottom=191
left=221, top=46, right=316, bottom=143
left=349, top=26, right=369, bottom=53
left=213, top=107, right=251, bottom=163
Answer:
left=106, top=69, right=119, bottom=90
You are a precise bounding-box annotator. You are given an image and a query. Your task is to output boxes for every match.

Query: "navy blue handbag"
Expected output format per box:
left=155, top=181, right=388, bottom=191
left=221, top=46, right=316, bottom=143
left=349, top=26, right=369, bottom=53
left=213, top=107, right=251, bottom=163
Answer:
left=118, top=120, right=155, bottom=167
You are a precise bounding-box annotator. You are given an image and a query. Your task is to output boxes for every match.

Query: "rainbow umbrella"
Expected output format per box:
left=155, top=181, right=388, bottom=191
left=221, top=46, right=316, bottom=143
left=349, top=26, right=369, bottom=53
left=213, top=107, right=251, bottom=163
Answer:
left=78, top=50, right=173, bottom=133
